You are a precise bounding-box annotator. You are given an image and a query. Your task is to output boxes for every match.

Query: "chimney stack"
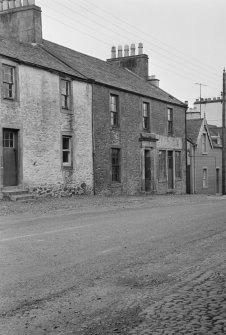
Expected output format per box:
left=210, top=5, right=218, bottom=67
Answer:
left=148, top=75, right=160, bottom=88
left=107, top=43, right=149, bottom=80
left=0, top=0, right=42, bottom=43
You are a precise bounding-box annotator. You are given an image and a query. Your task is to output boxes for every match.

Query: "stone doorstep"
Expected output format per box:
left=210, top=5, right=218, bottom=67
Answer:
left=2, top=187, right=34, bottom=201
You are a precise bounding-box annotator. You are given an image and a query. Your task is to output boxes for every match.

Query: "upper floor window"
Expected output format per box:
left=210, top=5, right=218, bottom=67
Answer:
left=62, top=135, right=72, bottom=167
left=112, top=148, right=121, bottom=182
left=167, top=108, right=173, bottom=135
left=3, top=64, right=15, bottom=100
left=202, top=133, right=207, bottom=153
left=110, top=94, right=119, bottom=127
left=61, top=79, right=71, bottom=110
left=203, top=168, right=208, bottom=188
left=142, top=102, right=150, bottom=131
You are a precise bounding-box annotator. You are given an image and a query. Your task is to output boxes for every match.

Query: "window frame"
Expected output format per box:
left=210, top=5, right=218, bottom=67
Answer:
left=142, top=101, right=150, bottom=131
left=175, top=150, right=182, bottom=179
left=202, top=133, right=207, bottom=154
left=202, top=167, right=208, bottom=188
left=111, top=147, right=121, bottom=183
left=167, top=107, right=173, bottom=135
left=2, top=63, right=16, bottom=100
left=110, top=94, right=119, bottom=128
left=62, top=135, right=72, bottom=168
left=158, top=150, right=167, bottom=181
left=60, top=78, right=72, bottom=112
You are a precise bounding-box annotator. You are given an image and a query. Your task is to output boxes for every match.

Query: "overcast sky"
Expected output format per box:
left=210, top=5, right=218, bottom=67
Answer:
left=37, top=0, right=226, bottom=123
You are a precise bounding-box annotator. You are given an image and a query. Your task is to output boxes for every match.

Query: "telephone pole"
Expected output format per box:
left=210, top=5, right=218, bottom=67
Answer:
left=195, top=82, right=208, bottom=117
left=222, top=69, right=226, bottom=195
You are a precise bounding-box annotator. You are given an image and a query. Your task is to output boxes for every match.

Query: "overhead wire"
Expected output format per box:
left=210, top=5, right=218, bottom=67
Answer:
left=39, top=0, right=220, bottom=90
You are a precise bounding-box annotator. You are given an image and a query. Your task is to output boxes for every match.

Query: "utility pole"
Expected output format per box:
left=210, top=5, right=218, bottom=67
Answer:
left=222, top=69, right=226, bottom=195
left=195, top=82, right=208, bottom=117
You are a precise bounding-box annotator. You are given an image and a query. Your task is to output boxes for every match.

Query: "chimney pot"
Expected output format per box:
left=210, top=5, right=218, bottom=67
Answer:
left=0, top=1, right=3, bottom=12
left=130, top=43, right=135, bottom=56
left=28, top=0, right=35, bottom=4
left=111, top=46, right=116, bottom=59
left=138, top=42, right=143, bottom=55
left=15, top=0, right=21, bottom=7
left=124, top=44, right=129, bottom=57
left=118, top=45, right=123, bottom=58
left=3, top=0, right=9, bottom=10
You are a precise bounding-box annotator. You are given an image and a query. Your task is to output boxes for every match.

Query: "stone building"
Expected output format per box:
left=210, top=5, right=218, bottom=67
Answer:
left=0, top=0, right=93, bottom=198
left=186, top=118, right=222, bottom=194
left=0, top=0, right=187, bottom=198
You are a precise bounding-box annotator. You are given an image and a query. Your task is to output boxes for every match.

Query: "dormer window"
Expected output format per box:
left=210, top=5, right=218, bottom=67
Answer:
left=3, top=64, right=15, bottom=100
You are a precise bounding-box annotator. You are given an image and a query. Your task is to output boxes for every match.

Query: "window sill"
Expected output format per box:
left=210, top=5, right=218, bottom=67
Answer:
left=62, top=165, right=73, bottom=170
left=111, top=181, right=121, bottom=186
left=202, top=152, right=208, bottom=155
left=61, top=108, right=73, bottom=114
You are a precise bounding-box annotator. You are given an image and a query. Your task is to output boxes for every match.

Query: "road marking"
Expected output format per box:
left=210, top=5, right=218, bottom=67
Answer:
left=0, top=223, right=95, bottom=242
left=98, top=246, right=122, bottom=255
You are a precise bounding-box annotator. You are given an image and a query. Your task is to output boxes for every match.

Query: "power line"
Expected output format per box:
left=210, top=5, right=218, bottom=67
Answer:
left=39, top=0, right=220, bottom=88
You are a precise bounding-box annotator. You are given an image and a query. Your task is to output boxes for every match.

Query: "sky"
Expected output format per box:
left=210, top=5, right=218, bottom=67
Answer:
left=37, top=0, right=226, bottom=124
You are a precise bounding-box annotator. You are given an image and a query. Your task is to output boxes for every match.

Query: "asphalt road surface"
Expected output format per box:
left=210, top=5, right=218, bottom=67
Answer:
left=0, top=196, right=226, bottom=334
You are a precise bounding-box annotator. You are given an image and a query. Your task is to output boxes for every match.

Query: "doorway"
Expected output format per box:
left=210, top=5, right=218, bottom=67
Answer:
left=216, top=168, right=220, bottom=194
left=3, top=129, right=18, bottom=187
left=144, top=149, right=151, bottom=192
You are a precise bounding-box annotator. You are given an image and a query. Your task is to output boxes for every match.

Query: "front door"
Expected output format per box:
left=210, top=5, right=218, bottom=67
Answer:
left=3, top=129, right=18, bottom=187
left=145, top=150, right=151, bottom=192
left=216, top=168, right=220, bottom=194
left=168, top=151, right=174, bottom=189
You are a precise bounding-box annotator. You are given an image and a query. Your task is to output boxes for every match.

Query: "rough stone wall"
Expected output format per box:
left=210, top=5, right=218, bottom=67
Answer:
left=0, top=60, right=93, bottom=196
left=93, top=85, right=141, bottom=195
left=93, top=84, right=186, bottom=195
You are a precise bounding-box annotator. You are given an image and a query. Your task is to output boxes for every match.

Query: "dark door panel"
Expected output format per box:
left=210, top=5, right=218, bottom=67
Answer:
left=3, top=129, right=18, bottom=187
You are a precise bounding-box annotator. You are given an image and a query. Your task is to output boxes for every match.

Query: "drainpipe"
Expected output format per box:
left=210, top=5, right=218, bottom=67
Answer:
left=91, top=80, right=96, bottom=195
left=184, top=101, right=188, bottom=194
left=193, top=145, right=196, bottom=194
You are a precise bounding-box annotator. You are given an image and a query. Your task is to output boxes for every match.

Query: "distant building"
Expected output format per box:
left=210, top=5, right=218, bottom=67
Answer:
left=193, top=97, right=222, bottom=127
left=186, top=117, right=222, bottom=194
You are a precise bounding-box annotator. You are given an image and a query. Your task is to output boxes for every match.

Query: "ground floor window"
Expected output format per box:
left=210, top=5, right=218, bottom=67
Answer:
left=175, top=151, right=182, bottom=179
left=158, top=150, right=166, bottom=180
left=203, top=168, right=208, bottom=188
left=62, top=136, right=72, bottom=167
left=112, top=148, right=120, bottom=182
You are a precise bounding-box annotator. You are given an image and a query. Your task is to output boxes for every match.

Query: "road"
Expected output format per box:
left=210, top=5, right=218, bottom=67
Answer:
left=0, top=196, right=226, bottom=334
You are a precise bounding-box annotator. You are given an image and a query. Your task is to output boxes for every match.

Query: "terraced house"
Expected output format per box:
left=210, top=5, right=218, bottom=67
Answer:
left=0, top=0, right=187, bottom=198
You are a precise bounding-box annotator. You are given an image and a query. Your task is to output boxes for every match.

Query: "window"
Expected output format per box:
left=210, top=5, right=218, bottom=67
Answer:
left=203, top=168, right=208, bottom=188
left=112, top=148, right=120, bottom=182
left=110, top=94, right=119, bottom=127
left=3, top=64, right=15, bottom=99
left=167, top=108, right=173, bottom=135
left=202, top=133, right=207, bottom=153
left=3, top=130, right=14, bottom=148
left=62, top=136, right=72, bottom=167
left=61, top=79, right=71, bottom=110
left=142, top=102, right=150, bottom=131
left=175, top=151, right=182, bottom=179
left=158, top=150, right=166, bottom=180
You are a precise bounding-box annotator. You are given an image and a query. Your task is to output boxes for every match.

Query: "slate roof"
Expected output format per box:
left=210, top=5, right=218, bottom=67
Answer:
left=186, top=118, right=204, bottom=145
left=0, top=37, right=86, bottom=79
left=0, top=36, right=185, bottom=106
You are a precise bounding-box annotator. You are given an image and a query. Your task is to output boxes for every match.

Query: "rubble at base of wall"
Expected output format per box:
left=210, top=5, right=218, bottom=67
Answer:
left=25, top=182, right=92, bottom=198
